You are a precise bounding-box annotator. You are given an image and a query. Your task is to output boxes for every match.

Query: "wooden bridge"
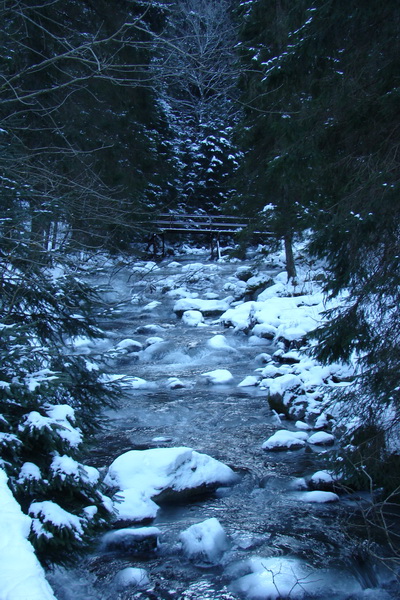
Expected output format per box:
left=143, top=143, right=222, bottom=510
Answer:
left=145, top=213, right=272, bottom=258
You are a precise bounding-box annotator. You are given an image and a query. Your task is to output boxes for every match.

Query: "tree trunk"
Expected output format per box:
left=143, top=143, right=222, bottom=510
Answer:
left=284, top=229, right=297, bottom=282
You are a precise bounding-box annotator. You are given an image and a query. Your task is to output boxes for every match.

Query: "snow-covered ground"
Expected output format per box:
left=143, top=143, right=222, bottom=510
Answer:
left=0, top=469, right=57, bottom=600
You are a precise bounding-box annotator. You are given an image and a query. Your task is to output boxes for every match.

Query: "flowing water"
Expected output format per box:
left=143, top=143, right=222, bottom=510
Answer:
left=48, top=251, right=398, bottom=600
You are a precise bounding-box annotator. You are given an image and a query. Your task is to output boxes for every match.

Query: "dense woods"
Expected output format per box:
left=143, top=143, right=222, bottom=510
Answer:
left=1, top=0, right=399, bottom=567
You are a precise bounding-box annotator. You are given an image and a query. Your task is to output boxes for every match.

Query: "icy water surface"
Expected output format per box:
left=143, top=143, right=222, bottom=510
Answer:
left=49, top=252, right=397, bottom=600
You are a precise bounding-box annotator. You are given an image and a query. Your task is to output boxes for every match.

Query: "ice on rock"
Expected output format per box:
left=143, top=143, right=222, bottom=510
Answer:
left=180, top=517, right=229, bottom=564
left=114, top=567, right=150, bottom=589
left=182, top=310, right=204, bottom=326
left=201, top=369, right=234, bottom=385
left=104, top=447, right=237, bottom=522
left=262, top=430, right=308, bottom=451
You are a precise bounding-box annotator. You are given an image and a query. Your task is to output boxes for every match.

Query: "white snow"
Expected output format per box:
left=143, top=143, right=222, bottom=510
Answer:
left=295, top=420, right=312, bottom=431
left=310, top=470, right=335, bottom=486
left=229, top=556, right=361, bottom=599
left=29, top=501, right=84, bottom=539
left=17, top=462, right=42, bottom=483
left=238, top=376, right=259, bottom=387
left=296, top=490, right=339, bottom=503
left=104, top=447, right=237, bottom=522
left=308, top=431, right=335, bottom=446
left=114, top=567, right=150, bottom=589
left=50, top=455, right=100, bottom=484
left=174, top=297, right=232, bottom=316
left=115, top=338, right=143, bottom=352
left=20, top=407, right=83, bottom=449
left=0, top=468, right=57, bottom=600
left=180, top=517, right=229, bottom=563
left=166, top=377, right=188, bottom=389
left=182, top=310, right=204, bottom=326
left=201, top=369, right=234, bottom=384
left=207, top=334, right=237, bottom=352
left=262, top=430, right=308, bottom=451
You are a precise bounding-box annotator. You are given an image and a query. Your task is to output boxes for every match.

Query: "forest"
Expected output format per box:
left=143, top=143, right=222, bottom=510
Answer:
left=0, top=0, right=399, bottom=598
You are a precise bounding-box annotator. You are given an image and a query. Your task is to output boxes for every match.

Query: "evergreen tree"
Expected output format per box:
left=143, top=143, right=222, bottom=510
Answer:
left=0, top=220, right=117, bottom=564
left=305, top=0, right=400, bottom=490
left=236, top=0, right=400, bottom=487
left=0, top=0, right=175, bottom=252
left=157, top=0, right=240, bottom=213
left=234, top=0, right=319, bottom=278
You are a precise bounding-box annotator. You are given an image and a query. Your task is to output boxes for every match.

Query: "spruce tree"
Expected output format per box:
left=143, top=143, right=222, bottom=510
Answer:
left=0, top=202, right=118, bottom=564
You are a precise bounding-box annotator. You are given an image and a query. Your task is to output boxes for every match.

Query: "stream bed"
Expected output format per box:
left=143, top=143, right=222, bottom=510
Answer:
left=48, top=250, right=398, bottom=600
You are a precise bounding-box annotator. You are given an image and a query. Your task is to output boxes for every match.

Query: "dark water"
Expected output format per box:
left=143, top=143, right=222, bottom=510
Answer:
left=48, top=253, right=398, bottom=600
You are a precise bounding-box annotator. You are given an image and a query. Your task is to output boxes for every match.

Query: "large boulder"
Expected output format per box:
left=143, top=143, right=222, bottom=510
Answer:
left=104, top=447, right=238, bottom=523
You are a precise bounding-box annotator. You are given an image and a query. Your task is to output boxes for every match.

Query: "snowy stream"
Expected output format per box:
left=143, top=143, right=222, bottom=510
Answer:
left=48, top=250, right=396, bottom=600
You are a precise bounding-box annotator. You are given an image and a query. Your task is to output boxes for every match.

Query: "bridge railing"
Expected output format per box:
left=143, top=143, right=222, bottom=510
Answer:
left=153, top=213, right=254, bottom=234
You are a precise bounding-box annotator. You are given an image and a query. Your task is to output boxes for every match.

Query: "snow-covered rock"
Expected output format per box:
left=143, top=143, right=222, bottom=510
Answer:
left=102, top=526, right=160, bottom=554
left=295, top=420, right=312, bottom=431
left=238, top=376, right=259, bottom=388
left=104, top=447, right=237, bottom=523
left=308, top=431, right=335, bottom=446
left=174, top=297, right=232, bottom=317
left=262, top=430, right=307, bottom=451
left=115, top=338, right=143, bottom=353
left=180, top=517, right=229, bottom=564
left=308, top=470, right=337, bottom=492
left=207, top=334, right=237, bottom=352
left=166, top=377, right=188, bottom=389
left=0, top=468, right=57, bottom=600
left=144, top=336, right=165, bottom=347
left=143, top=300, right=161, bottom=311
left=166, top=287, right=197, bottom=300
left=296, top=490, right=339, bottom=503
left=201, top=369, right=234, bottom=385
left=182, top=310, right=204, bottom=326
left=114, top=567, right=150, bottom=590
left=134, top=324, right=165, bottom=335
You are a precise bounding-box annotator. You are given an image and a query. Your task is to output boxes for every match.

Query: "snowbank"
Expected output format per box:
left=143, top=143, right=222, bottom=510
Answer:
left=0, top=468, right=57, bottom=600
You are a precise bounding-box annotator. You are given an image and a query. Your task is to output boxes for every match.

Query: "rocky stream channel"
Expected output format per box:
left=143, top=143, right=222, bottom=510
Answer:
left=48, top=250, right=398, bottom=600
